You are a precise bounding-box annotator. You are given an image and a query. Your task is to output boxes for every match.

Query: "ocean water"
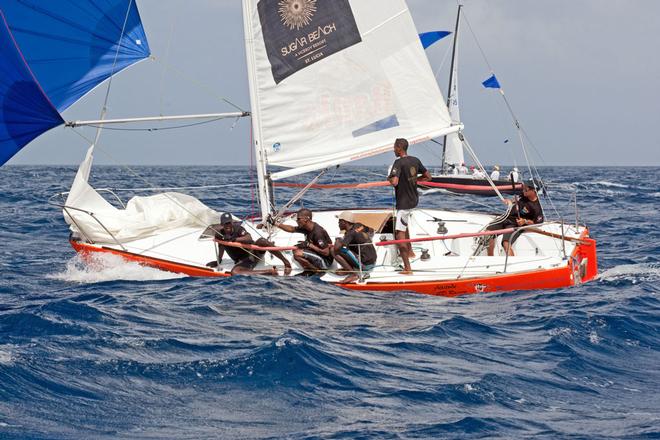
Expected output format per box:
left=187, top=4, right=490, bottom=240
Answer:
left=0, top=165, right=658, bottom=439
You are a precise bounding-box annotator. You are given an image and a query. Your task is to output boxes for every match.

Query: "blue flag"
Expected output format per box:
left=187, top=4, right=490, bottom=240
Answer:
left=419, top=31, right=451, bottom=49
left=482, top=74, right=501, bottom=89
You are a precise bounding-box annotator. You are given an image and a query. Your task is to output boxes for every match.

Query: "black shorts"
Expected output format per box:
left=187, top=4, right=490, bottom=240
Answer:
left=233, top=255, right=260, bottom=270
left=300, top=250, right=330, bottom=270
left=487, top=218, right=523, bottom=244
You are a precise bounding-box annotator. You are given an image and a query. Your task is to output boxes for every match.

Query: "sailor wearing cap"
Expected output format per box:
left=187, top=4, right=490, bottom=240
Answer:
left=486, top=181, right=544, bottom=256
left=490, top=165, right=501, bottom=181
left=333, top=211, right=377, bottom=283
left=210, top=212, right=291, bottom=275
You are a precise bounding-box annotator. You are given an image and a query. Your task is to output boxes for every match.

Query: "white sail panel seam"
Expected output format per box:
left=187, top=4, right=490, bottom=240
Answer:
left=361, top=8, right=408, bottom=37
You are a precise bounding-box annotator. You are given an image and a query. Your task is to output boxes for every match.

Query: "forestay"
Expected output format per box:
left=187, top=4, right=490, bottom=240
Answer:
left=243, top=0, right=458, bottom=180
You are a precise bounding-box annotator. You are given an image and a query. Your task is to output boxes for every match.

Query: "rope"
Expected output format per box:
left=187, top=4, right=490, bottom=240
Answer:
left=274, top=181, right=389, bottom=189
left=215, top=239, right=297, bottom=252
left=97, top=183, right=249, bottom=192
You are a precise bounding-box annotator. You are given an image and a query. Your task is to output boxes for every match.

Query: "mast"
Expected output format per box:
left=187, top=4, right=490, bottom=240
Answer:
left=241, top=0, right=273, bottom=222
left=442, top=4, right=462, bottom=171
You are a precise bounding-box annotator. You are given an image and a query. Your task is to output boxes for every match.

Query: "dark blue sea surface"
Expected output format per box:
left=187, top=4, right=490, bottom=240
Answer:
left=1, top=165, right=658, bottom=439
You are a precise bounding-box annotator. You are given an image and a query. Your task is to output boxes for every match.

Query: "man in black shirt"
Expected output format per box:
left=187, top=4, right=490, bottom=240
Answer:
left=213, top=212, right=291, bottom=275
left=487, top=182, right=544, bottom=256
left=332, top=211, right=377, bottom=283
left=275, top=208, right=333, bottom=274
left=387, top=138, right=431, bottom=274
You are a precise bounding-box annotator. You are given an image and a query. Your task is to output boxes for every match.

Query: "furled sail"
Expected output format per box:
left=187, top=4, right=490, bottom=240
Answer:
left=0, top=0, right=150, bottom=165
left=443, top=7, right=464, bottom=168
left=243, top=0, right=458, bottom=180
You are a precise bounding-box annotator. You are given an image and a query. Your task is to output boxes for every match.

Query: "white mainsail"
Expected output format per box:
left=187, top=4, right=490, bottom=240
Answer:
left=443, top=5, right=465, bottom=168
left=243, top=0, right=458, bottom=184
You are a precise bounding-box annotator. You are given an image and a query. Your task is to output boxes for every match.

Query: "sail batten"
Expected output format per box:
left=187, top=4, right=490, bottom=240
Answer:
left=245, top=0, right=453, bottom=180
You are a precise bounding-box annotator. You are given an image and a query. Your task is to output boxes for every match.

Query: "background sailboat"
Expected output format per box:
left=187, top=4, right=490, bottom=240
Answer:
left=420, top=5, right=524, bottom=196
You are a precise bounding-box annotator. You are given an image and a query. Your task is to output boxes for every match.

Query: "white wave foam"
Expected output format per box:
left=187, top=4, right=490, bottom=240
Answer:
left=590, top=181, right=630, bottom=188
left=48, top=253, right=186, bottom=284
left=275, top=337, right=302, bottom=348
left=598, top=263, right=660, bottom=283
left=0, top=347, right=13, bottom=365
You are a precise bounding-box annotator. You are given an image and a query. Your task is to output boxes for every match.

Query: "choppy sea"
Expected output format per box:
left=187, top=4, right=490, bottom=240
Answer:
left=0, top=165, right=658, bottom=439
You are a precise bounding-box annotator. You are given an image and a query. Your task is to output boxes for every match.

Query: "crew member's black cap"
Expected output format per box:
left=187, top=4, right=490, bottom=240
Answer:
left=220, top=212, right=233, bottom=224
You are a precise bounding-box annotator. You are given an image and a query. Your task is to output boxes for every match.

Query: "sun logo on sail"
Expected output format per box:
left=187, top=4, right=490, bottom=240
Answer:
left=278, top=0, right=317, bottom=30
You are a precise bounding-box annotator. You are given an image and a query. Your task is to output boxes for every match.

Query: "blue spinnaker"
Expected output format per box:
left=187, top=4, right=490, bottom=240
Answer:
left=0, top=12, right=63, bottom=166
left=1, top=0, right=151, bottom=112
left=419, top=31, right=451, bottom=49
left=0, top=0, right=150, bottom=165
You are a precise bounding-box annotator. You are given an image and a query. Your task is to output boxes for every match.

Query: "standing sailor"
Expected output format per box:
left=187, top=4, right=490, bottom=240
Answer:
left=387, top=138, right=431, bottom=274
left=509, top=167, right=520, bottom=183
left=490, top=165, right=501, bottom=181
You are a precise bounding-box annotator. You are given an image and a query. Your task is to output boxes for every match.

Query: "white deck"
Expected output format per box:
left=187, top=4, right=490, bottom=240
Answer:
left=71, top=208, right=584, bottom=286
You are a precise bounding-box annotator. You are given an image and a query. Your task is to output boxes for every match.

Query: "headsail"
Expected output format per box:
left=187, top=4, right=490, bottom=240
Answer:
left=0, top=0, right=150, bottom=165
left=243, top=0, right=458, bottom=181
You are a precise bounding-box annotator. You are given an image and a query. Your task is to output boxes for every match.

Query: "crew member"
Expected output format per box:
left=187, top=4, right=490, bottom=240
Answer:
left=490, top=165, right=501, bottom=181
left=387, top=138, right=431, bottom=274
left=509, top=167, right=520, bottom=183
left=212, top=212, right=292, bottom=275
left=487, top=181, right=544, bottom=256
left=333, top=211, right=377, bottom=283
left=274, top=208, right=333, bottom=274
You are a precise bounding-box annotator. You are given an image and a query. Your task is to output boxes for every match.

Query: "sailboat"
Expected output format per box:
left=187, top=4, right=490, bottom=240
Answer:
left=0, top=0, right=598, bottom=296
left=423, top=5, right=524, bottom=196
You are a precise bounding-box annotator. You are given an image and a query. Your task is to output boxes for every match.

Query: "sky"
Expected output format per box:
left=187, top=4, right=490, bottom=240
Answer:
left=8, top=0, right=660, bottom=167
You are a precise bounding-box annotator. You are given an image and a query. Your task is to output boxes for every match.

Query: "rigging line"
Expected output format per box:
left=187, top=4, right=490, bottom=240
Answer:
left=159, top=4, right=177, bottom=115
left=101, top=183, right=250, bottom=192
left=93, top=0, right=135, bottom=147
left=461, top=9, right=495, bottom=73
left=157, top=61, right=246, bottom=113
left=84, top=116, right=232, bottom=132
left=461, top=7, right=556, bottom=218
left=462, top=136, right=505, bottom=202
left=432, top=39, right=453, bottom=83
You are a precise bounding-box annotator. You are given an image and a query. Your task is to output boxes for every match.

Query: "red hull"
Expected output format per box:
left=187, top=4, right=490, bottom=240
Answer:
left=69, top=231, right=597, bottom=297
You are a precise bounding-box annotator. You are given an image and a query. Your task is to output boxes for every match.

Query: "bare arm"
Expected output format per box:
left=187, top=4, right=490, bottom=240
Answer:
left=388, top=175, right=399, bottom=187
left=275, top=222, right=297, bottom=233
left=418, top=169, right=432, bottom=182
left=309, top=242, right=331, bottom=257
